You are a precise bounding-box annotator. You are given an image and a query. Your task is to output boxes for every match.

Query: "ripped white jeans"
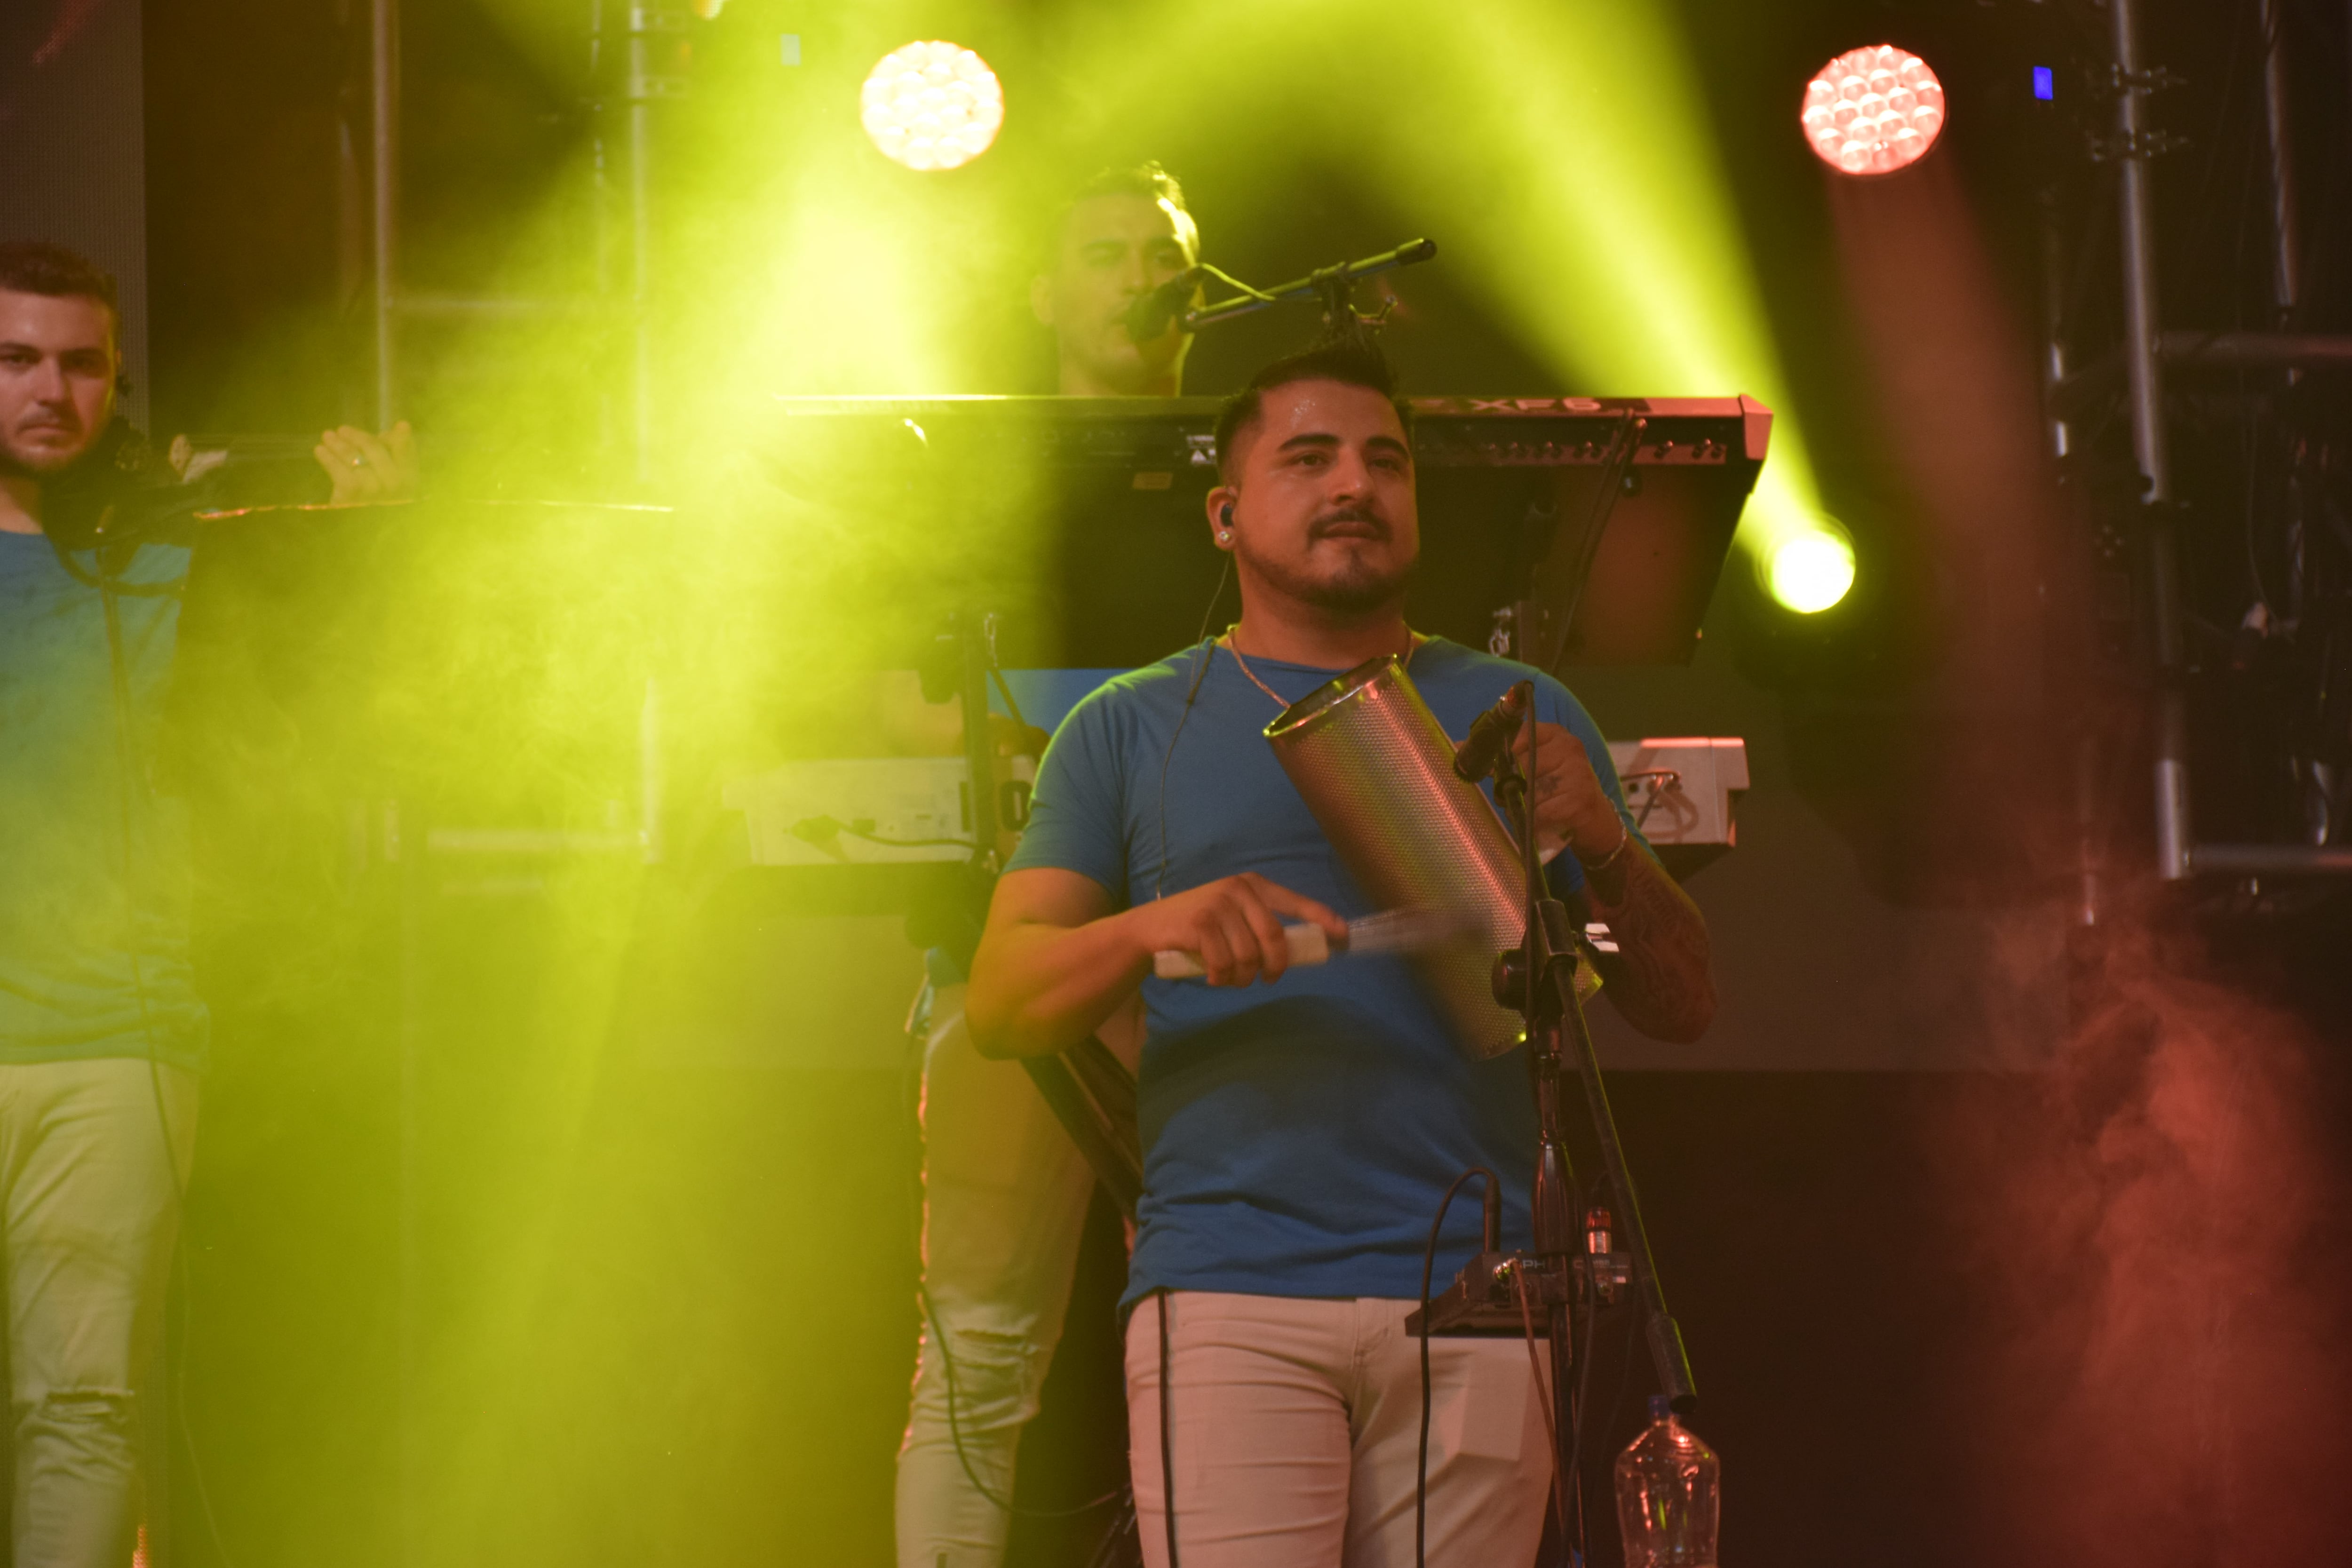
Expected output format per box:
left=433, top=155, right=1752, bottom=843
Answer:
left=0, top=1058, right=195, bottom=1568
left=895, top=987, right=1102, bottom=1568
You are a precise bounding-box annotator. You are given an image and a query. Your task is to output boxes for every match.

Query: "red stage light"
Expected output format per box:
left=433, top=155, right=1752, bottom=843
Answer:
left=1802, top=45, right=1945, bottom=177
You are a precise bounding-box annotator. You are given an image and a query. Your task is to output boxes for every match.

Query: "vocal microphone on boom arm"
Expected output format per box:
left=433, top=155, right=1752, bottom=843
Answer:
left=1120, top=268, right=1203, bottom=345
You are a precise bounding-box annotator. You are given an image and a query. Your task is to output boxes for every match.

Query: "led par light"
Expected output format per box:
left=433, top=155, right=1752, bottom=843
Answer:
left=861, top=41, right=1004, bottom=171
left=1802, top=45, right=1945, bottom=177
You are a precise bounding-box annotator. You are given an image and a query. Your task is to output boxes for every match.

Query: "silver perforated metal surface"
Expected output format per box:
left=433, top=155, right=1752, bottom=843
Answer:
left=1266, top=655, right=1594, bottom=1060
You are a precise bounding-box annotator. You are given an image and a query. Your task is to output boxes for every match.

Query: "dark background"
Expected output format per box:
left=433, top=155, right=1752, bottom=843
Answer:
left=14, top=0, right=2349, bottom=1562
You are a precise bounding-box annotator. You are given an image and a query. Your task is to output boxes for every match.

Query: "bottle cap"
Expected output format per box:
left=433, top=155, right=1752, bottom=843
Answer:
left=1648, top=1394, right=1673, bottom=1422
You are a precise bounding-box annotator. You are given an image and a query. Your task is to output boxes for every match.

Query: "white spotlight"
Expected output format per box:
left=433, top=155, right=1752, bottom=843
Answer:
left=1766, top=529, right=1857, bottom=613
left=860, top=41, right=1004, bottom=172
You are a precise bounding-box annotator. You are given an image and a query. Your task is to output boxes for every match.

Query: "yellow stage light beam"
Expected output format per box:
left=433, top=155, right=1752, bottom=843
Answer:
left=1046, top=0, right=1846, bottom=605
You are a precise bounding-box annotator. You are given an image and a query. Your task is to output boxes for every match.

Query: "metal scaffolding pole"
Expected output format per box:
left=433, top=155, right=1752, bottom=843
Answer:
left=371, top=0, right=400, bottom=428
left=622, top=6, right=686, bottom=486
left=2179, top=2, right=2352, bottom=876
left=2108, top=0, right=2193, bottom=881
left=2038, top=185, right=2108, bottom=930
left=2259, top=0, right=2304, bottom=325
left=2037, top=190, right=2075, bottom=463
left=629, top=22, right=655, bottom=483
left=362, top=14, right=425, bottom=1560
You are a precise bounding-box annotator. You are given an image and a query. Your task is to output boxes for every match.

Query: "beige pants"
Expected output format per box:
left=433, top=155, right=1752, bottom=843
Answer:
left=1126, top=1290, right=1554, bottom=1568
left=0, top=1058, right=197, bottom=1568
left=894, top=987, right=1102, bottom=1568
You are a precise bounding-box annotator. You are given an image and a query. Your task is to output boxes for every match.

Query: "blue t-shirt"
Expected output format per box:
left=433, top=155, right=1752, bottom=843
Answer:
left=0, top=532, right=208, bottom=1070
left=1005, top=636, right=1639, bottom=1308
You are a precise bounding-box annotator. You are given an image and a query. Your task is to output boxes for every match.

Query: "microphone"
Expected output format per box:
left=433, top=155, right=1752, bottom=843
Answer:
left=1453, top=682, right=1533, bottom=786
left=1121, top=268, right=1202, bottom=345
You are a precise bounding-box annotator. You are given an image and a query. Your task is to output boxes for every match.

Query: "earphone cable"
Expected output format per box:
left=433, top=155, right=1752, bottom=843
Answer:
left=1150, top=553, right=1232, bottom=903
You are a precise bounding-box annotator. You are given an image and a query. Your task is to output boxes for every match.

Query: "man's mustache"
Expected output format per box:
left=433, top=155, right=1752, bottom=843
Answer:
left=1310, top=506, right=1389, bottom=540
left=17, top=401, right=80, bottom=432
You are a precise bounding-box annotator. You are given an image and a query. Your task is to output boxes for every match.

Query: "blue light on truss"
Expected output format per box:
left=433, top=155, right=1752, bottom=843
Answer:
left=2032, top=65, right=2054, bottom=101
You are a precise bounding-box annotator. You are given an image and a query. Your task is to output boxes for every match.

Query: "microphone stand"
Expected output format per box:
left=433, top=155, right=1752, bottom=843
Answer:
left=1407, top=680, right=1698, bottom=1566
left=1500, top=719, right=1590, bottom=1566
left=1181, top=238, right=1438, bottom=337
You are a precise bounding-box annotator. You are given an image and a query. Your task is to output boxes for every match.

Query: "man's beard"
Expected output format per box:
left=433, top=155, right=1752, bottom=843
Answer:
left=1237, top=509, right=1418, bottom=617
left=3, top=414, right=127, bottom=548
left=0, top=422, right=97, bottom=481
left=1073, top=317, right=1173, bottom=395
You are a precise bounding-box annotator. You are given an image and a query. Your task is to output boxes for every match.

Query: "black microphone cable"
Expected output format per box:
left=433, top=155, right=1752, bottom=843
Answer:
left=891, top=1018, right=1127, bottom=1524
left=1157, top=1287, right=1178, bottom=1568
left=1150, top=551, right=1232, bottom=903
left=1415, top=1165, right=1497, bottom=1568
left=1512, top=1255, right=1571, bottom=1549
left=1557, top=1179, right=1624, bottom=1568
left=1121, top=261, right=1279, bottom=344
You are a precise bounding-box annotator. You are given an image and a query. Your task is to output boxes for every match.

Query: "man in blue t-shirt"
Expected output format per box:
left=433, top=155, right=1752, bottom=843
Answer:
left=0, top=239, right=206, bottom=1568
left=0, top=239, right=411, bottom=1567
left=965, top=337, right=1715, bottom=1566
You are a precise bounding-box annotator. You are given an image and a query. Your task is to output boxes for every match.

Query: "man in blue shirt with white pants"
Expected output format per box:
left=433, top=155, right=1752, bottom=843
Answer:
left=965, top=336, right=1716, bottom=1566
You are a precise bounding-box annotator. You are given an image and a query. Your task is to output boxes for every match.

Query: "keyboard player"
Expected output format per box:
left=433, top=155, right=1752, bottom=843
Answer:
left=893, top=162, right=1201, bottom=1568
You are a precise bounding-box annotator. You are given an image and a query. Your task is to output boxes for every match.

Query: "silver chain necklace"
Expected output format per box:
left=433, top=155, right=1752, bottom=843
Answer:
left=1219, top=626, right=1421, bottom=708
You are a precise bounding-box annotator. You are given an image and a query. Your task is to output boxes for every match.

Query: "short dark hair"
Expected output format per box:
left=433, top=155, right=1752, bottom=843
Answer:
left=1048, top=161, right=1199, bottom=262
left=0, top=240, right=119, bottom=324
left=1214, top=334, right=1414, bottom=480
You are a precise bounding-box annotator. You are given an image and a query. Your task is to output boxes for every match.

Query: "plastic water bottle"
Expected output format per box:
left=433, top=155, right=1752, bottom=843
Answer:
left=1614, top=1395, right=1719, bottom=1568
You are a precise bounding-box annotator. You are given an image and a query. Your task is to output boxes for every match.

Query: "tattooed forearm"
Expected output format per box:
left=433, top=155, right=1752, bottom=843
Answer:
left=1578, top=842, right=1716, bottom=1043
